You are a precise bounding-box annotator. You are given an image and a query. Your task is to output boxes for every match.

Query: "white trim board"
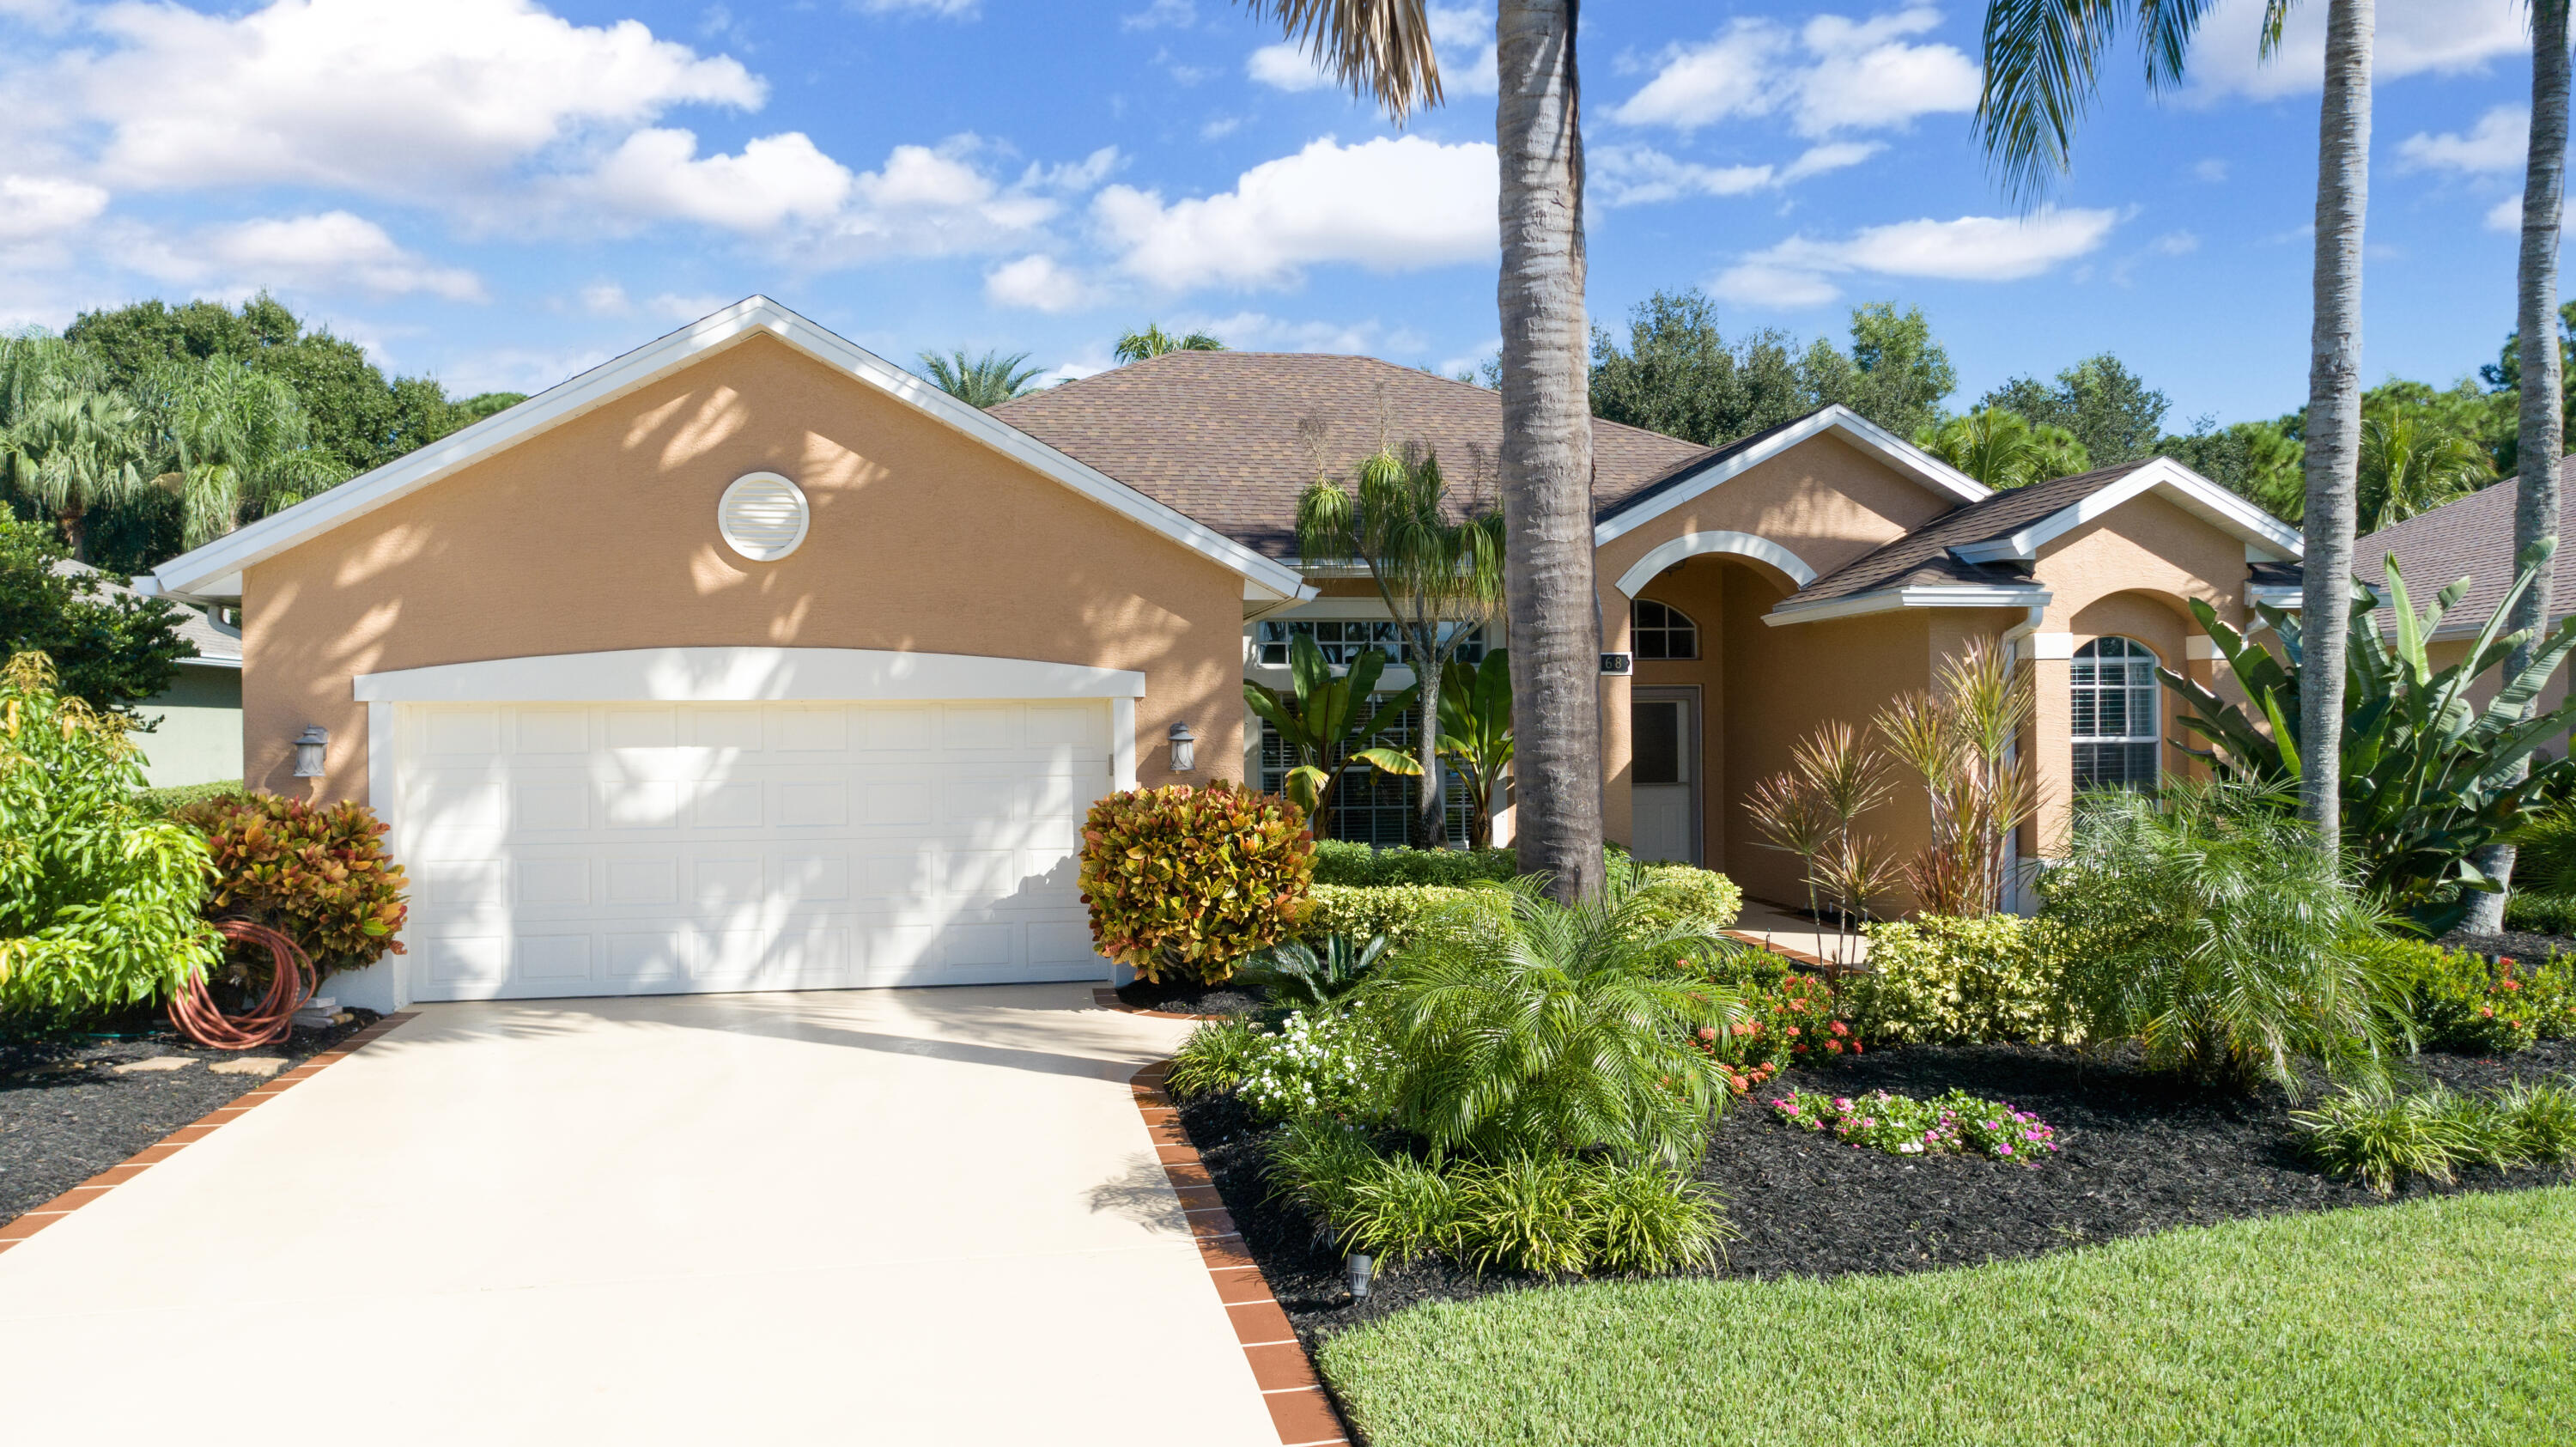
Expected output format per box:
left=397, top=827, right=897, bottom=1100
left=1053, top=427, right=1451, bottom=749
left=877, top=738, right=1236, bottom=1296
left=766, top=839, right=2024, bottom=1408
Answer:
left=1614, top=531, right=1818, bottom=595
left=1947, top=458, right=2303, bottom=566
left=1765, top=585, right=2052, bottom=627
left=352, top=647, right=1149, bottom=704
left=1593, top=405, right=1990, bottom=549
left=148, top=295, right=1308, bottom=603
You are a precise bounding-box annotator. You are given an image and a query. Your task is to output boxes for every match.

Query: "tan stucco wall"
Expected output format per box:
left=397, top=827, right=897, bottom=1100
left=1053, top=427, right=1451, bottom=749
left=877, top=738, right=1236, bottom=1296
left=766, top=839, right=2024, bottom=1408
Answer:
left=1633, top=556, right=1728, bottom=869
left=241, top=332, right=1246, bottom=803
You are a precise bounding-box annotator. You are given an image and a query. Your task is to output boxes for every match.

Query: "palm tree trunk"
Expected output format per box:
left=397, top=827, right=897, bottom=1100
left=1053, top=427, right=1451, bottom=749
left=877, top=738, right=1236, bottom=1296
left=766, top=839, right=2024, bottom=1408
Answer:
left=1415, top=654, right=1449, bottom=847
left=1495, top=0, right=1602, bottom=903
left=2467, top=0, right=2572, bottom=933
left=2295, top=0, right=2374, bottom=858
left=58, top=505, right=88, bottom=563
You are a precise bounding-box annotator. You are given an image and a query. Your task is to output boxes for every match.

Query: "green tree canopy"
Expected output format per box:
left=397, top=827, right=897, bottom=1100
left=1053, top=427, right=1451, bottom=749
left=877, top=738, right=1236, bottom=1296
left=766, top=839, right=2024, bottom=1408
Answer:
left=1589, top=290, right=1956, bottom=447
left=1913, top=406, right=2090, bottom=489
left=1114, top=324, right=1225, bottom=363
left=2159, top=415, right=2306, bottom=521
left=1978, top=354, right=2170, bottom=466
left=0, top=514, right=194, bottom=715
left=917, top=349, right=1047, bottom=408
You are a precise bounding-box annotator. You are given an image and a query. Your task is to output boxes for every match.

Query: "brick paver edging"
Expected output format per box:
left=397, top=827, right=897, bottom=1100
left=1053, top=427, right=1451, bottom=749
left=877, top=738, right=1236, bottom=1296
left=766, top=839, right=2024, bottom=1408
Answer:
left=0, top=1012, right=421, bottom=1255
left=1130, top=1061, right=1352, bottom=1447
left=1092, top=987, right=1224, bottom=1021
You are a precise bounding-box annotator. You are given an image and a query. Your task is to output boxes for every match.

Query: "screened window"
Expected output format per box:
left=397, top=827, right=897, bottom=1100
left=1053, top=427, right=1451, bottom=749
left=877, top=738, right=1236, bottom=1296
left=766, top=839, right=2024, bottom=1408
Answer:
left=2071, top=636, right=2162, bottom=791
left=1631, top=599, right=1699, bottom=660
left=1255, top=618, right=1486, bottom=668
left=1259, top=702, right=1470, bottom=847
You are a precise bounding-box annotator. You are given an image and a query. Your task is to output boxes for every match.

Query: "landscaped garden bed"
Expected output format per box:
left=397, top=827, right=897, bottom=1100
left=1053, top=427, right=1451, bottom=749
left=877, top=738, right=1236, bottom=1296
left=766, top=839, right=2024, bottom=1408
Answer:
left=0, top=1012, right=382, bottom=1226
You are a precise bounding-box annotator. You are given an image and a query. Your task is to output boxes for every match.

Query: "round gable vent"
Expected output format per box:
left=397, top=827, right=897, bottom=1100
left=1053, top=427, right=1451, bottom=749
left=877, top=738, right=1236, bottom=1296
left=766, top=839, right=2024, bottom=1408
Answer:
left=717, top=472, right=810, bottom=562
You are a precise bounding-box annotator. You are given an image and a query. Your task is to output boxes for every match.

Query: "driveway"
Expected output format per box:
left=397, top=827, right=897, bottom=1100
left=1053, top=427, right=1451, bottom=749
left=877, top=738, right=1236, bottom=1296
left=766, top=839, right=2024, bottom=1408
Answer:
left=0, top=986, right=1282, bottom=1445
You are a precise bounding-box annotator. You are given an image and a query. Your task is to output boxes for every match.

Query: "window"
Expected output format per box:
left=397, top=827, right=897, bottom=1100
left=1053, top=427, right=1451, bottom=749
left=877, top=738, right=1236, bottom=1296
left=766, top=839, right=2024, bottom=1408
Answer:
left=1255, top=618, right=1487, bottom=668
left=1259, top=702, right=1470, bottom=847
left=1631, top=599, right=1698, bottom=660
left=2071, top=636, right=2162, bottom=791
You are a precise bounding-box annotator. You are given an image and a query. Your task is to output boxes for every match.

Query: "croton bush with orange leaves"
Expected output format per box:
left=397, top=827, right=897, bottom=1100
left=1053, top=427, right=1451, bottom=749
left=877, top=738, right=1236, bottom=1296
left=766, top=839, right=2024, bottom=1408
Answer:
left=1078, top=780, right=1314, bottom=985
left=173, top=792, right=408, bottom=982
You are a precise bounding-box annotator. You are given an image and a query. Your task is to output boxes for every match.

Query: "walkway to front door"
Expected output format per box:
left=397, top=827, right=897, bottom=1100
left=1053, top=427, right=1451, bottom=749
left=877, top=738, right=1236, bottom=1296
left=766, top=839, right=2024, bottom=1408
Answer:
left=0, top=987, right=1281, bottom=1445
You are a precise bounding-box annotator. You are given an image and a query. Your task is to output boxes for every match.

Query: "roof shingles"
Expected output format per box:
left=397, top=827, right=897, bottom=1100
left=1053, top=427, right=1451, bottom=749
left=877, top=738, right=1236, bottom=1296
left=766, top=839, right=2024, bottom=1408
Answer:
left=2356, top=459, right=2576, bottom=634
left=1783, top=463, right=2150, bottom=607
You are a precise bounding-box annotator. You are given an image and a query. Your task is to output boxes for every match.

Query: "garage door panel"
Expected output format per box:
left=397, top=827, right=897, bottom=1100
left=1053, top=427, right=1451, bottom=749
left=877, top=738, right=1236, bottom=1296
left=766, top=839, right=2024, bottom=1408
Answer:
left=402, top=698, right=1115, bottom=1000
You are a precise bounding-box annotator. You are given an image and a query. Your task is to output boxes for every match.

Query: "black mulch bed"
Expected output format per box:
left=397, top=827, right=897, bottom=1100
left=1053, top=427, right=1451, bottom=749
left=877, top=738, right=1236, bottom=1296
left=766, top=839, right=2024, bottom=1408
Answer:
left=1115, top=977, right=1272, bottom=1017
left=2440, top=927, right=2576, bottom=963
left=0, top=1012, right=381, bottom=1226
left=1179, top=1037, right=2576, bottom=1347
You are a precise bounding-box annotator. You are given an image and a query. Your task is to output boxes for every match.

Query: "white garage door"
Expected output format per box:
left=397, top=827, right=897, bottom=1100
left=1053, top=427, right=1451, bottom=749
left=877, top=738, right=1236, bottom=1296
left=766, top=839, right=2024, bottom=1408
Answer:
left=397, top=698, right=1114, bottom=1000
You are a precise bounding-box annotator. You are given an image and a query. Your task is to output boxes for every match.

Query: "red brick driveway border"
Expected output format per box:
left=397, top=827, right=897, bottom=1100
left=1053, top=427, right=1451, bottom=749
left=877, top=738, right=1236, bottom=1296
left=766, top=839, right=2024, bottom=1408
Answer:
left=1130, top=1059, right=1352, bottom=1447
left=0, top=1012, right=421, bottom=1256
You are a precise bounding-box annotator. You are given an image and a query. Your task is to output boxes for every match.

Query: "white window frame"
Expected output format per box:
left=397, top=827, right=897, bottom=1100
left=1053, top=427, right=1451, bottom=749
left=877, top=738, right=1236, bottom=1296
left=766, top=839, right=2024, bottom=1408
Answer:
left=2070, top=636, right=2162, bottom=791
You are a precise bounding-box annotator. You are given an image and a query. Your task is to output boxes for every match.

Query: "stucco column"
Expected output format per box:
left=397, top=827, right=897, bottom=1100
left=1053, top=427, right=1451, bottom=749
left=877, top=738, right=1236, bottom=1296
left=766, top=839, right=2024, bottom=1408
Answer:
left=2028, top=651, right=2073, bottom=859
left=1600, top=577, right=1633, bottom=850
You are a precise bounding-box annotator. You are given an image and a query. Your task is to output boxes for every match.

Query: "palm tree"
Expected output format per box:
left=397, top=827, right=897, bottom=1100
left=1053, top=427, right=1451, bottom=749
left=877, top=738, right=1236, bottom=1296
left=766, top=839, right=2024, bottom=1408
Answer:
left=2474, top=0, right=2573, bottom=932
left=1297, top=441, right=1506, bottom=846
left=1914, top=406, right=2091, bottom=489
left=2356, top=410, right=2492, bottom=533
left=917, top=349, right=1046, bottom=409
left=146, top=361, right=350, bottom=550
left=0, top=337, right=151, bottom=562
left=1978, top=0, right=2375, bottom=858
left=1237, top=0, right=1601, bottom=900
left=1111, top=324, right=1225, bottom=363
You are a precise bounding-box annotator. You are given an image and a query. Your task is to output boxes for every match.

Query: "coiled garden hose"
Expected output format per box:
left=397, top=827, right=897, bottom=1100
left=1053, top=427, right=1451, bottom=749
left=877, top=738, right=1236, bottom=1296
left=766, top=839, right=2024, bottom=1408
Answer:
left=167, top=920, right=316, bottom=1050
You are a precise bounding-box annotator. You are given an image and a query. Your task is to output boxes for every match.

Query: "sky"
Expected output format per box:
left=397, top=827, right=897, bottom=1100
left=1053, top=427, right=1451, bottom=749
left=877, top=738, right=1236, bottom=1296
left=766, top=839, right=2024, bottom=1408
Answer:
left=0, top=0, right=2545, bottom=428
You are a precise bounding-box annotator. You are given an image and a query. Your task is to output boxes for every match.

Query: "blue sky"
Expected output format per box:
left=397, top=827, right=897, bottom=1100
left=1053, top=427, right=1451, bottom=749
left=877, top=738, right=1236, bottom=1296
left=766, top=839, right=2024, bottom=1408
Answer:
left=0, top=0, right=2542, bottom=427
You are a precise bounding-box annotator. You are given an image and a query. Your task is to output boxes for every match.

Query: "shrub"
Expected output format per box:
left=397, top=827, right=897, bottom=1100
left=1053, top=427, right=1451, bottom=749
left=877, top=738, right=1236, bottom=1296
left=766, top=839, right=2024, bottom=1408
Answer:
left=1772, top=1088, right=2059, bottom=1164
left=2505, top=890, right=2576, bottom=939
left=1850, top=914, right=2069, bottom=1046
left=1303, top=883, right=1510, bottom=951
left=1693, top=973, right=1857, bottom=1095
left=1167, top=1017, right=1267, bottom=1101
left=136, top=778, right=242, bottom=818
left=2290, top=1082, right=2522, bottom=1195
left=1631, top=863, right=1744, bottom=935
left=1310, top=841, right=1523, bottom=887
left=172, top=792, right=408, bottom=982
left=1078, top=780, right=1314, bottom=984
left=2372, top=938, right=2545, bottom=1055
left=2039, top=781, right=2404, bottom=1093
left=1166, top=1010, right=1392, bottom=1123
left=1265, top=1118, right=1730, bottom=1275
left=1372, top=866, right=1751, bottom=1166
left=0, top=653, right=222, bottom=1023
left=1237, top=932, right=1389, bottom=1011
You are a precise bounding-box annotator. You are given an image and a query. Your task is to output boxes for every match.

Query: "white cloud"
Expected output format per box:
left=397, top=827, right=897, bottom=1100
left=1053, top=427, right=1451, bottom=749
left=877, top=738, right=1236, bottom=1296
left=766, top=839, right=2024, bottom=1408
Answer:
left=123, top=210, right=486, bottom=301
left=1713, top=207, right=2117, bottom=305
left=579, top=128, right=852, bottom=231
left=853, top=0, right=980, bottom=17
left=2150, top=229, right=2200, bottom=256
left=1122, top=0, right=1193, bottom=30
left=442, top=344, right=614, bottom=396
left=799, top=137, right=1071, bottom=264
left=1612, top=8, right=1973, bottom=137
left=1180, top=310, right=1426, bottom=355
left=1593, top=140, right=1876, bottom=207
left=1427, top=5, right=1499, bottom=97
left=0, top=173, right=108, bottom=240
left=2485, top=194, right=2566, bottom=233
left=2194, top=158, right=2230, bottom=182
left=984, top=253, right=1097, bottom=313
left=1437, top=337, right=1500, bottom=378
left=1248, top=41, right=1335, bottom=92
left=1095, top=135, right=1496, bottom=289
left=2186, top=0, right=2524, bottom=100
left=1782, top=140, right=1883, bottom=181
left=578, top=281, right=631, bottom=315
left=66, top=0, right=762, bottom=195
left=1200, top=116, right=1242, bottom=140
left=2400, top=106, right=2528, bottom=174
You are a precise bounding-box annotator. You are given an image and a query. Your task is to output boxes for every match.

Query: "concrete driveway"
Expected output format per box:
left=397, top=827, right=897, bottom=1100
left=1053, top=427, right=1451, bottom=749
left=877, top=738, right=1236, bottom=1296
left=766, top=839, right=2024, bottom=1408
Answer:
left=0, top=987, right=1281, bottom=1445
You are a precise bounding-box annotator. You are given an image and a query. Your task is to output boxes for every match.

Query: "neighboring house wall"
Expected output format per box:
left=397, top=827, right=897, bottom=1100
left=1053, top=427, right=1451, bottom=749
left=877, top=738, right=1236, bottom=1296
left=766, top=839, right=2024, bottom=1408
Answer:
left=129, top=665, right=242, bottom=787
left=240, top=333, right=1244, bottom=805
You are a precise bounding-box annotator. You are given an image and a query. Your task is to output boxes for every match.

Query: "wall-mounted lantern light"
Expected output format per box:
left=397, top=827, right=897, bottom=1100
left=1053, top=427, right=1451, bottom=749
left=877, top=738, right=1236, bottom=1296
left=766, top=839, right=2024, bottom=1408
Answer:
left=292, top=726, right=330, bottom=779
left=1167, top=720, right=1197, bottom=774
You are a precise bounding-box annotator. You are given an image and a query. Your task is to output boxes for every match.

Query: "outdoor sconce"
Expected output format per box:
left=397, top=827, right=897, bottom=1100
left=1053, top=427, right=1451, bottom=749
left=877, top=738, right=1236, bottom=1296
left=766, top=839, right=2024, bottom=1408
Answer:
left=1167, top=720, right=1197, bottom=774
left=1345, top=1252, right=1375, bottom=1301
left=291, top=726, right=330, bottom=779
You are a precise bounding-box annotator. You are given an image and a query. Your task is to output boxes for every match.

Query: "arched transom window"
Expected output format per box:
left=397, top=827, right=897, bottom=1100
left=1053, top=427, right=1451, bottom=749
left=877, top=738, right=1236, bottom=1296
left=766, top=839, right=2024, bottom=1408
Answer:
left=1631, top=599, right=1699, bottom=660
left=2071, top=636, right=2161, bottom=791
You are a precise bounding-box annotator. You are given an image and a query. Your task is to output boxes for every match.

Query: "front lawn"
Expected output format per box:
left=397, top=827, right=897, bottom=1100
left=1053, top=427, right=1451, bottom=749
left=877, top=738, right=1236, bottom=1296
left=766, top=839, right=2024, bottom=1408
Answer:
left=1318, top=1185, right=2576, bottom=1446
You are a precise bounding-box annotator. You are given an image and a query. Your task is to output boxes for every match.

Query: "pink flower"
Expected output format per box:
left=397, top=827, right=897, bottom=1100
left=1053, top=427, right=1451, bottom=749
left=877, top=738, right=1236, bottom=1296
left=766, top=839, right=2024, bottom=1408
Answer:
left=1996, top=1144, right=2014, bottom=1156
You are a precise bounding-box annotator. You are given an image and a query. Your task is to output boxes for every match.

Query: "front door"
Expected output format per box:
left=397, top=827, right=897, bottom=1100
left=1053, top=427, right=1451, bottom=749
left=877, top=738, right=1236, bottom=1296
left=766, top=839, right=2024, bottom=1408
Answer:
left=1631, top=688, right=1700, bottom=866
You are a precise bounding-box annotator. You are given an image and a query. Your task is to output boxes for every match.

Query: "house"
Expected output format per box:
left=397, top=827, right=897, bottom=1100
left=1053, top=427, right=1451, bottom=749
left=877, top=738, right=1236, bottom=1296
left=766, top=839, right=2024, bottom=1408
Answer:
left=2358, top=459, right=2576, bottom=719
left=139, top=297, right=2301, bottom=1011
left=54, top=559, right=243, bottom=787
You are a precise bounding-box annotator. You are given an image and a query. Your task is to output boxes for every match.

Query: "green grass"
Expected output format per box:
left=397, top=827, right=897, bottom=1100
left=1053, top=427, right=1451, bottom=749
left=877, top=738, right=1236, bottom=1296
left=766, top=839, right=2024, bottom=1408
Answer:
left=1318, top=1188, right=2576, bottom=1446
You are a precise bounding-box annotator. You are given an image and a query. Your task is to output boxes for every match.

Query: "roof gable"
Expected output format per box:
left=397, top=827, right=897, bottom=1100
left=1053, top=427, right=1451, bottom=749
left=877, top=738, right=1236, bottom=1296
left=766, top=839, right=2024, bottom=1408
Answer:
left=1946, top=456, right=2301, bottom=566
left=1590, top=404, right=1992, bottom=547
left=146, top=296, right=1309, bottom=603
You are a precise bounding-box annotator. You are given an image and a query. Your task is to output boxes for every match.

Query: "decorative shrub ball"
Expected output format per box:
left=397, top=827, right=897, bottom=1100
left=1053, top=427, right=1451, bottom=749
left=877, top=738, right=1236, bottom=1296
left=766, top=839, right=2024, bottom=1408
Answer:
left=1078, top=780, right=1314, bottom=984
left=172, top=792, right=408, bottom=982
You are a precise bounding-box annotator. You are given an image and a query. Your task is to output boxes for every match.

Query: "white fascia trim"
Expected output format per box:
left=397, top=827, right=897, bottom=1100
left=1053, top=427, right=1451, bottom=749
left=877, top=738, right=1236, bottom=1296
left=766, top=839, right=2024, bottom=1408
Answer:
left=175, top=655, right=243, bottom=670
left=1593, top=404, right=1990, bottom=550
left=1613, top=530, right=1818, bottom=596
left=352, top=647, right=1148, bottom=704
left=1949, top=458, right=2304, bottom=566
left=1764, top=585, right=2051, bottom=628
left=151, top=295, right=1305, bottom=602
left=2248, top=586, right=2305, bottom=610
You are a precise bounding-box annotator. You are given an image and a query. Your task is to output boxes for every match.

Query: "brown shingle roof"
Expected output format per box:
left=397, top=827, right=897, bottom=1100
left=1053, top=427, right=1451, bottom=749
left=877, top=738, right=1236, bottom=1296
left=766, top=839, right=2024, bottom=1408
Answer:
left=991, top=351, right=1710, bottom=559
left=2356, top=461, right=2574, bottom=635
left=1782, top=462, right=2152, bottom=607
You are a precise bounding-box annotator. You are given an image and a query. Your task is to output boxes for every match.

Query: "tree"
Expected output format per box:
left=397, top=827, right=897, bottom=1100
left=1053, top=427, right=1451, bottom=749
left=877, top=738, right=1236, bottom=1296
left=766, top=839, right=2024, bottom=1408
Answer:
left=1589, top=289, right=1959, bottom=447
left=2482, top=298, right=2576, bottom=474
left=2159, top=416, right=2306, bottom=519
left=917, top=349, right=1047, bottom=408
left=1297, top=438, right=1506, bottom=845
left=1242, top=635, right=1421, bottom=838
left=2356, top=407, right=2493, bottom=533
left=1914, top=406, right=2091, bottom=489
left=1112, top=324, right=1225, bottom=363
left=0, top=337, right=153, bottom=562
left=1978, top=353, right=2170, bottom=465
left=144, top=359, right=351, bottom=549
left=1437, top=650, right=1515, bottom=850
left=1836, top=302, right=1959, bottom=442
left=1978, top=0, right=2376, bottom=858
left=2471, top=0, right=2573, bottom=933
left=0, top=514, right=194, bottom=716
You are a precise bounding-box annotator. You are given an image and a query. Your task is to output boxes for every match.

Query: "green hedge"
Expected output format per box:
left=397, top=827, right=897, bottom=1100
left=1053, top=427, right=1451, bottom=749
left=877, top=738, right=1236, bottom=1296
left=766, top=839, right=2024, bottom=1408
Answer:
left=1847, top=914, right=2069, bottom=1046
left=1302, top=864, right=1742, bottom=951
left=134, top=778, right=241, bottom=818
left=2506, top=891, right=2576, bottom=938
left=1310, top=842, right=1524, bottom=887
